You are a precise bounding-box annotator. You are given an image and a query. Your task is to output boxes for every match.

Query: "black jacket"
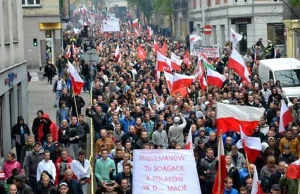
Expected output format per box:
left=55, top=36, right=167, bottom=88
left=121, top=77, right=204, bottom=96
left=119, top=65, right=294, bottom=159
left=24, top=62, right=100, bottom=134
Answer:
left=62, top=179, right=83, bottom=194
left=11, top=117, right=30, bottom=146
left=36, top=184, right=57, bottom=194
left=59, top=94, right=72, bottom=108
left=85, top=109, right=107, bottom=130
left=70, top=96, right=85, bottom=114
left=227, top=166, right=241, bottom=190
left=121, top=132, right=139, bottom=149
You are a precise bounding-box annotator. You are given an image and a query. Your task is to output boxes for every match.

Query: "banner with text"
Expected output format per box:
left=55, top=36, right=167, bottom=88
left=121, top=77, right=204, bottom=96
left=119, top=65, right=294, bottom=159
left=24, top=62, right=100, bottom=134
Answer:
left=191, top=44, right=219, bottom=58
left=103, top=19, right=120, bottom=32
left=133, top=150, right=201, bottom=194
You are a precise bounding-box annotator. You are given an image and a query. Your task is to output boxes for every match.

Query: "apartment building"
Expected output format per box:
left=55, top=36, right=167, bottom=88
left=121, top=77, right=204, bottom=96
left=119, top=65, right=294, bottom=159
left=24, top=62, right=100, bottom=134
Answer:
left=22, top=0, right=68, bottom=67
left=188, top=0, right=284, bottom=53
left=0, top=0, right=27, bottom=157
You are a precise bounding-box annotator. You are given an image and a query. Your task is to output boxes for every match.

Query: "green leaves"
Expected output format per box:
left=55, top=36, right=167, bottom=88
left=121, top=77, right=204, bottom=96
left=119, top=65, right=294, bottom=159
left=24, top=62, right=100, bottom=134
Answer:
left=153, top=0, right=174, bottom=15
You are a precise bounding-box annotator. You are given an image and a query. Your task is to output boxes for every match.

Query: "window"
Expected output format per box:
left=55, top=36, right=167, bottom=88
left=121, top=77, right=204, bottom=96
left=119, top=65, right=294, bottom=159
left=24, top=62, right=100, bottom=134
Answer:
left=269, top=71, right=274, bottom=80
left=12, top=0, right=18, bottom=42
left=267, top=23, right=285, bottom=46
left=275, top=70, right=300, bottom=87
left=3, top=0, right=10, bottom=43
left=22, top=0, right=40, bottom=6
left=193, top=0, right=197, bottom=8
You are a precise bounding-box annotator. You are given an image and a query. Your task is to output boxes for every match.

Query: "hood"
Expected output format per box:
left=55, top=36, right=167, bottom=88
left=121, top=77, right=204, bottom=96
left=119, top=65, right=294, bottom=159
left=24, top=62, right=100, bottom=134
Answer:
left=282, top=87, right=300, bottom=98
left=33, top=147, right=44, bottom=155
left=170, top=137, right=177, bottom=143
left=42, top=114, right=52, bottom=123
left=17, top=116, right=24, bottom=122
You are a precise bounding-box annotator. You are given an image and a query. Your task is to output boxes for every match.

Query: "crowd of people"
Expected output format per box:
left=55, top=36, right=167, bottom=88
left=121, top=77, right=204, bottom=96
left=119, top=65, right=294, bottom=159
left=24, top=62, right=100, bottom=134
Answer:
left=0, top=22, right=299, bottom=194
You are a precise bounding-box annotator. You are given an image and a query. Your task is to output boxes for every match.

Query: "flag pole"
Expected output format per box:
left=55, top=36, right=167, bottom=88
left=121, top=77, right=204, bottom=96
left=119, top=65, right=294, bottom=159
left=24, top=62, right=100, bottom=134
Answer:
left=73, top=92, right=79, bottom=119
left=218, top=136, right=222, bottom=194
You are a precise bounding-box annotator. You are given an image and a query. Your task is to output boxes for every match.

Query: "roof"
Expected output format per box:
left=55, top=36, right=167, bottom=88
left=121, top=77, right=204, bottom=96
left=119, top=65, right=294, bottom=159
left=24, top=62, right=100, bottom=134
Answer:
left=259, top=58, right=300, bottom=71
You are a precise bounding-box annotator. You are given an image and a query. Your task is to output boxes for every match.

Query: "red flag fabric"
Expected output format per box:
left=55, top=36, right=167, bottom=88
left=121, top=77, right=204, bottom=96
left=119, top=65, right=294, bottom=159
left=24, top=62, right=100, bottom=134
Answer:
left=160, top=40, right=167, bottom=56
left=170, top=52, right=183, bottom=71
left=206, top=68, right=226, bottom=88
left=185, top=126, right=193, bottom=149
left=164, top=71, right=188, bottom=97
left=228, top=49, right=251, bottom=83
left=212, top=137, right=226, bottom=194
left=132, top=18, right=138, bottom=28
left=279, top=99, right=294, bottom=133
left=156, top=51, right=172, bottom=72
left=251, top=165, right=264, bottom=194
left=183, top=51, right=191, bottom=68
left=137, top=45, right=146, bottom=62
left=153, top=39, right=159, bottom=54
left=65, top=46, right=71, bottom=59
left=172, top=73, right=195, bottom=91
left=194, top=60, right=207, bottom=92
left=114, top=44, right=120, bottom=59
left=286, top=159, right=300, bottom=179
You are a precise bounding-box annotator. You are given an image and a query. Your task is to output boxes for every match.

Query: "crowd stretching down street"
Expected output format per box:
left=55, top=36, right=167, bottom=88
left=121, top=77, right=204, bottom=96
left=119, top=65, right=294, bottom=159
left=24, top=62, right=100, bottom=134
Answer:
left=1, top=20, right=300, bottom=194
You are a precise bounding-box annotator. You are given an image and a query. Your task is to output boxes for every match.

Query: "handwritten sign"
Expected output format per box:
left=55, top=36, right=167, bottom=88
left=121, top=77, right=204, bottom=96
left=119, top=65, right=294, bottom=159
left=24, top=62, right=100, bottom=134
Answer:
left=133, top=149, right=201, bottom=194
left=191, top=44, right=219, bottom=58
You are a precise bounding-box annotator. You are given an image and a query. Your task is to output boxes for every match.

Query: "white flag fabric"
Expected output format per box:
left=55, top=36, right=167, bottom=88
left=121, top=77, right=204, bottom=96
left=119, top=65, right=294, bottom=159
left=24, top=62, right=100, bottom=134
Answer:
left=230, top=28, right=243, bottom=48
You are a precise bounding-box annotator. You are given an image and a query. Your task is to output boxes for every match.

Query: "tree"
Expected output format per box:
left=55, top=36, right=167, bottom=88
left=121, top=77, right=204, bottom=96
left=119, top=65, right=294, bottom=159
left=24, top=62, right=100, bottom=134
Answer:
left=153, top=0, right=174, bottom=36
left=127, top=0, right=153, bottom=23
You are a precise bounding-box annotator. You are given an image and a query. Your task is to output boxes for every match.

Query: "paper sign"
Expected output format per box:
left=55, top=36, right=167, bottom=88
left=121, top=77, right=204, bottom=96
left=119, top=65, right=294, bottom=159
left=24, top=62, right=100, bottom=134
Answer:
left=191, top=44, right=219, bottom=58
left=103, top=19, right=120, bottom=32
left=133, top=149, right=201, bottom=194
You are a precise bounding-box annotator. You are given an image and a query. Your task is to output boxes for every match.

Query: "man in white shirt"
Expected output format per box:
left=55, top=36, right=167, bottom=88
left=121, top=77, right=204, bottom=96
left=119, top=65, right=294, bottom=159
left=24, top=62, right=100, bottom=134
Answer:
left=53, top=75, right=66, bottom=108
left=36, top=150, right=56, bottom=181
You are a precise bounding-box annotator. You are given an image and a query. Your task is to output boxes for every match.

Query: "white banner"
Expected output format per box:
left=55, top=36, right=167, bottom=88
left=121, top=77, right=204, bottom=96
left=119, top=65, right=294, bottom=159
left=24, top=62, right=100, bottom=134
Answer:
left=133, top=150, right=201, bottom=194
left=191, top=44, right=219, bottom=58
left=102, top=19, right=120, bottom=32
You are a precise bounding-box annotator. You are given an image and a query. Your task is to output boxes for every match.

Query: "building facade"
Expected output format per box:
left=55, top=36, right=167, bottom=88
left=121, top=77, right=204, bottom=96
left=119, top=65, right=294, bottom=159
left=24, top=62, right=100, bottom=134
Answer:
left=174, top=0, right=189, bottom=40
left=22, top=0, right=64, bottom=68
left=188, top=0, right=284, bottom=54
left=0, top=0, right=27, bottom=157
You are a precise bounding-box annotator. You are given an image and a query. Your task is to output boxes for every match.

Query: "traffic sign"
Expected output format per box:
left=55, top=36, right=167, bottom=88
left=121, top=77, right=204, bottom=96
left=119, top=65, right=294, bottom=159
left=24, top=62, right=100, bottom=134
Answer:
left=203, top=25, right=212, bottom=35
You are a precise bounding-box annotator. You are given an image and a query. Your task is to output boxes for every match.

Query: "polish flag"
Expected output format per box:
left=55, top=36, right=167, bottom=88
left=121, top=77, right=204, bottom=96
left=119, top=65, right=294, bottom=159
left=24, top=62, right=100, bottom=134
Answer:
left=134, top=28, right=140, bottom=37
left=153, top=39, right=159, bottom=54
left=251, top=165, right=264, bottom=194
left=147, top=26, right=153, bottom=39
left=228, top=49, right=251, bottom=83
left=127, top=20, right=131, bottom=27
left=279, top=99, right=294, bottom=133
left=132, top=18, right=138, bottom=28
left=185, top=126, right=193, bottom=149
left=171, top=52, right=183, bottom=70
left=137, top=45, right=147, bottom=62
left=212, top=137, right=226, bottom=194
left=216, top=103, right=265, bottom=136
left=65, top=46, right=71, bottom=59
left=189, top=34, right=201, bottom=42
left=286, top=159, right=300, bottom=179
left=172, top=73, right=195, bottom=91
left=99, top=41, right=103, bottom=50
left=240, top=126, right=262, bottom=163
left=160, top=40, right=167, bottom=56
left=156, top=51, right=172, bottom=72
left=194, top=59, right=207, bottom=92
left=126, top=30, right=131, bottom=36
left=118, top=53, right=122, bottom=63
left=206, top=67, right=225, bottom=88
left=164, top=71, right=188, bottom=97
left=183, top=51, right=191, bottom=68
left=67, top=61, right=84, bottom=95
left=230, top=28, right=243, bottom=48
left=114, top=44, right=120, bottom=59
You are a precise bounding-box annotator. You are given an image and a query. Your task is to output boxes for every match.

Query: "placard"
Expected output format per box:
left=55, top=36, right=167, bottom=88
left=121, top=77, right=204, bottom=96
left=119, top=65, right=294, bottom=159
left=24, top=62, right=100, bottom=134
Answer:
left=133, top=149, right=201, bottom=194
left=103, top=19, right=120, bottom=32
left=191, top=44, right=219, bottom=58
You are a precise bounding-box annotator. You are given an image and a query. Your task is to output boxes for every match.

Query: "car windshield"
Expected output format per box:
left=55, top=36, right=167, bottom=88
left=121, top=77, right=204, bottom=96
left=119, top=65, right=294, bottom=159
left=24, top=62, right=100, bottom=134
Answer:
left=275, top=69, right=300, bottom=87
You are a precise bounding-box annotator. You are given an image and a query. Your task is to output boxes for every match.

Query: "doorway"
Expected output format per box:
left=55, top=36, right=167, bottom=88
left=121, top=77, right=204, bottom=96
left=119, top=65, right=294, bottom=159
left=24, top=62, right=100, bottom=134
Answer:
left=239, top=24, right=248, bottom=54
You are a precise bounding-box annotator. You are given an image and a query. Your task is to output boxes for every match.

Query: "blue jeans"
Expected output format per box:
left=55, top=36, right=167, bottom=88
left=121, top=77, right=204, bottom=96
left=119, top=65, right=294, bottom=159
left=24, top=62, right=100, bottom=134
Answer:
left=94, top=131, right=100, bottom=142
left=83, top=76, right=90, bottom=92
left=55, top=90, right=62, bottom=106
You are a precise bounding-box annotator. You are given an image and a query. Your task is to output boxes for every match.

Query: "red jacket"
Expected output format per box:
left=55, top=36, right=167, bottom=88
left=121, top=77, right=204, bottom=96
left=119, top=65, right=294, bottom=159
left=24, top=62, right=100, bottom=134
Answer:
left=54, top=156, right=73, bottom=185
left=37, top=114, right=58, bottom=143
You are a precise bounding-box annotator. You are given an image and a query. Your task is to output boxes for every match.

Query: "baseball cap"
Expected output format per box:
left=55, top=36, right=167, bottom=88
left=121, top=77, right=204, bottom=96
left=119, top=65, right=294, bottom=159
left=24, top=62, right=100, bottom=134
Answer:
left=271, top=184, right=280, bottom=191
left=34, top=142, right=42, bottom=146
left=59, top=182, right=69, bottom=188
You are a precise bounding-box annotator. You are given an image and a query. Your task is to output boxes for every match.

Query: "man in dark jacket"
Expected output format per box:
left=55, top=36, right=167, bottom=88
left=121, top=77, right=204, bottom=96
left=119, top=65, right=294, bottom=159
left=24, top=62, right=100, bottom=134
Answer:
left=37, top=174, right=57, bottom=194
left=136, top=131, right=153, bottom=149
left=13, top=175, right=34, bottom=194
left=59, top=89, right=72, bottom=108
left=62, top=169, right=83, bottom=194
left=268, top=161, right=287, bottom=192
left=121, top=126, right=139, bottom=149
left=11, top=116, right=31, bottom=162
left=110, top=163, right=133, bottom=186
left=199, top=148, right=217, bottom=194
left=20, top=135, right=35, bottom=167
left=78, top=114, right=90, bottom=150
left=117, top=178, right=132, bottom=194
left=25, top=142, right=44, bottom=192
left=70, top=94, right=85, bottom=116
left=86, top=105, right=107, bottom=141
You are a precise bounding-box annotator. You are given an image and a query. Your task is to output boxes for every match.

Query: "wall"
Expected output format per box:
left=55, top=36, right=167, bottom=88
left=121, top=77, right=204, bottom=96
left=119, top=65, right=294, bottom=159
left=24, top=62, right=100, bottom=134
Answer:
left=22, top=0, right=60, bottom=16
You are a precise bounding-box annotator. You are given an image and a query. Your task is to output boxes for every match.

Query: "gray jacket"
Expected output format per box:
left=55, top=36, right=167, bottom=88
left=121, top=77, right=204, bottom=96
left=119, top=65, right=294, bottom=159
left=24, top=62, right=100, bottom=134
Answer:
left=56, top=107, right=70, bottom=127
left=152, top=130, right=168, bottom=148
left=25, top=148, right=44, bottom=178
left=168, top=116, right=187, bottom=146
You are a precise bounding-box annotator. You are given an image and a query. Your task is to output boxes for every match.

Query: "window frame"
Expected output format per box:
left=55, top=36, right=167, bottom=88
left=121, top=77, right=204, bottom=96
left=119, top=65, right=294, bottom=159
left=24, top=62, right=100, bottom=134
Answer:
left=22, top=0, right=41, bottom=7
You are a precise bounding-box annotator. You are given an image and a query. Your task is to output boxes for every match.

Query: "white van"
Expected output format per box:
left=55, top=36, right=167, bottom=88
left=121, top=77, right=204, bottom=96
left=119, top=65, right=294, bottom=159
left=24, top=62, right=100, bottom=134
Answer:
left=258, top=58, right=300, bottom=99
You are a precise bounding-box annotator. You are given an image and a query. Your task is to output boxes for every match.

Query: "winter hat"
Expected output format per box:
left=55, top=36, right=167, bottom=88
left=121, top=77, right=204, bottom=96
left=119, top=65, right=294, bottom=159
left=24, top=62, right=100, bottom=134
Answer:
left=174, top=117, right=180, bottom=123
left=196, top=111, right=204, bottom=118
left=170, top=137, right=177, bottom=143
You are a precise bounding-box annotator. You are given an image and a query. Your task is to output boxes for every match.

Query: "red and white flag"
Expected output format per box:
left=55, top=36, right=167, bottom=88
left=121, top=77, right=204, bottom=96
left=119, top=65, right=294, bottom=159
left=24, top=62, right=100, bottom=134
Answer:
left=172, top=73, right=195, bottom=91
left=164, top=71, right=188, bottom=97
left=206, top=67, right=225, bottom=88
left=212, top=137, right=226, bottom=194
left=156, top=51, right=172, bottom=72
left=185, top=126, right=193, bottom=149
left=240, top=126, right=262, bottom=163
left=230, top=28, right=243, bottom=48
left=137, top=45, right=146, bottom=62
left=134, top=28, right=140, bottom=37
left=132, top=18, right=138, bottom=28
left=126, top=30, right=131, bottom=36
left=170, top=52, right=183, bottom=71
left=65, top=46, right=71, bottom=59
left=279, top=99, right=294, bottom=133
left=216, top=103, right=265, bottom=136
left=114, top=44, right=120, bottom=59
left=153, top=39, right=159, bottom=54
left=127, top=20, right=131, bottom=27
left=147, top=26, right=153, bottom=39
left=160, top=40, right=167, bottom=56
left=183, top=51, right=191, bottom=68
left=228, top=49, right=251, bottom=83
left=67, top=61, right=84, bottom=95
left=194, top=59, right=207, bottom=92
left=118, top=53, right=122, bottom=63
left=286, top=159, right=300, bottom=179
left=189, top=34, right=201, bottom=42
left=251, top=165, right=264, bottom=194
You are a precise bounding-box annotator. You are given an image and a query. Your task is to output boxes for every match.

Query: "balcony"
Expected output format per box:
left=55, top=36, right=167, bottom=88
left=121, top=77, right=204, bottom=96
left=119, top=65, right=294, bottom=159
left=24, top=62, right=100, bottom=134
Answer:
left=174, top=0, right=188, bottom=10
